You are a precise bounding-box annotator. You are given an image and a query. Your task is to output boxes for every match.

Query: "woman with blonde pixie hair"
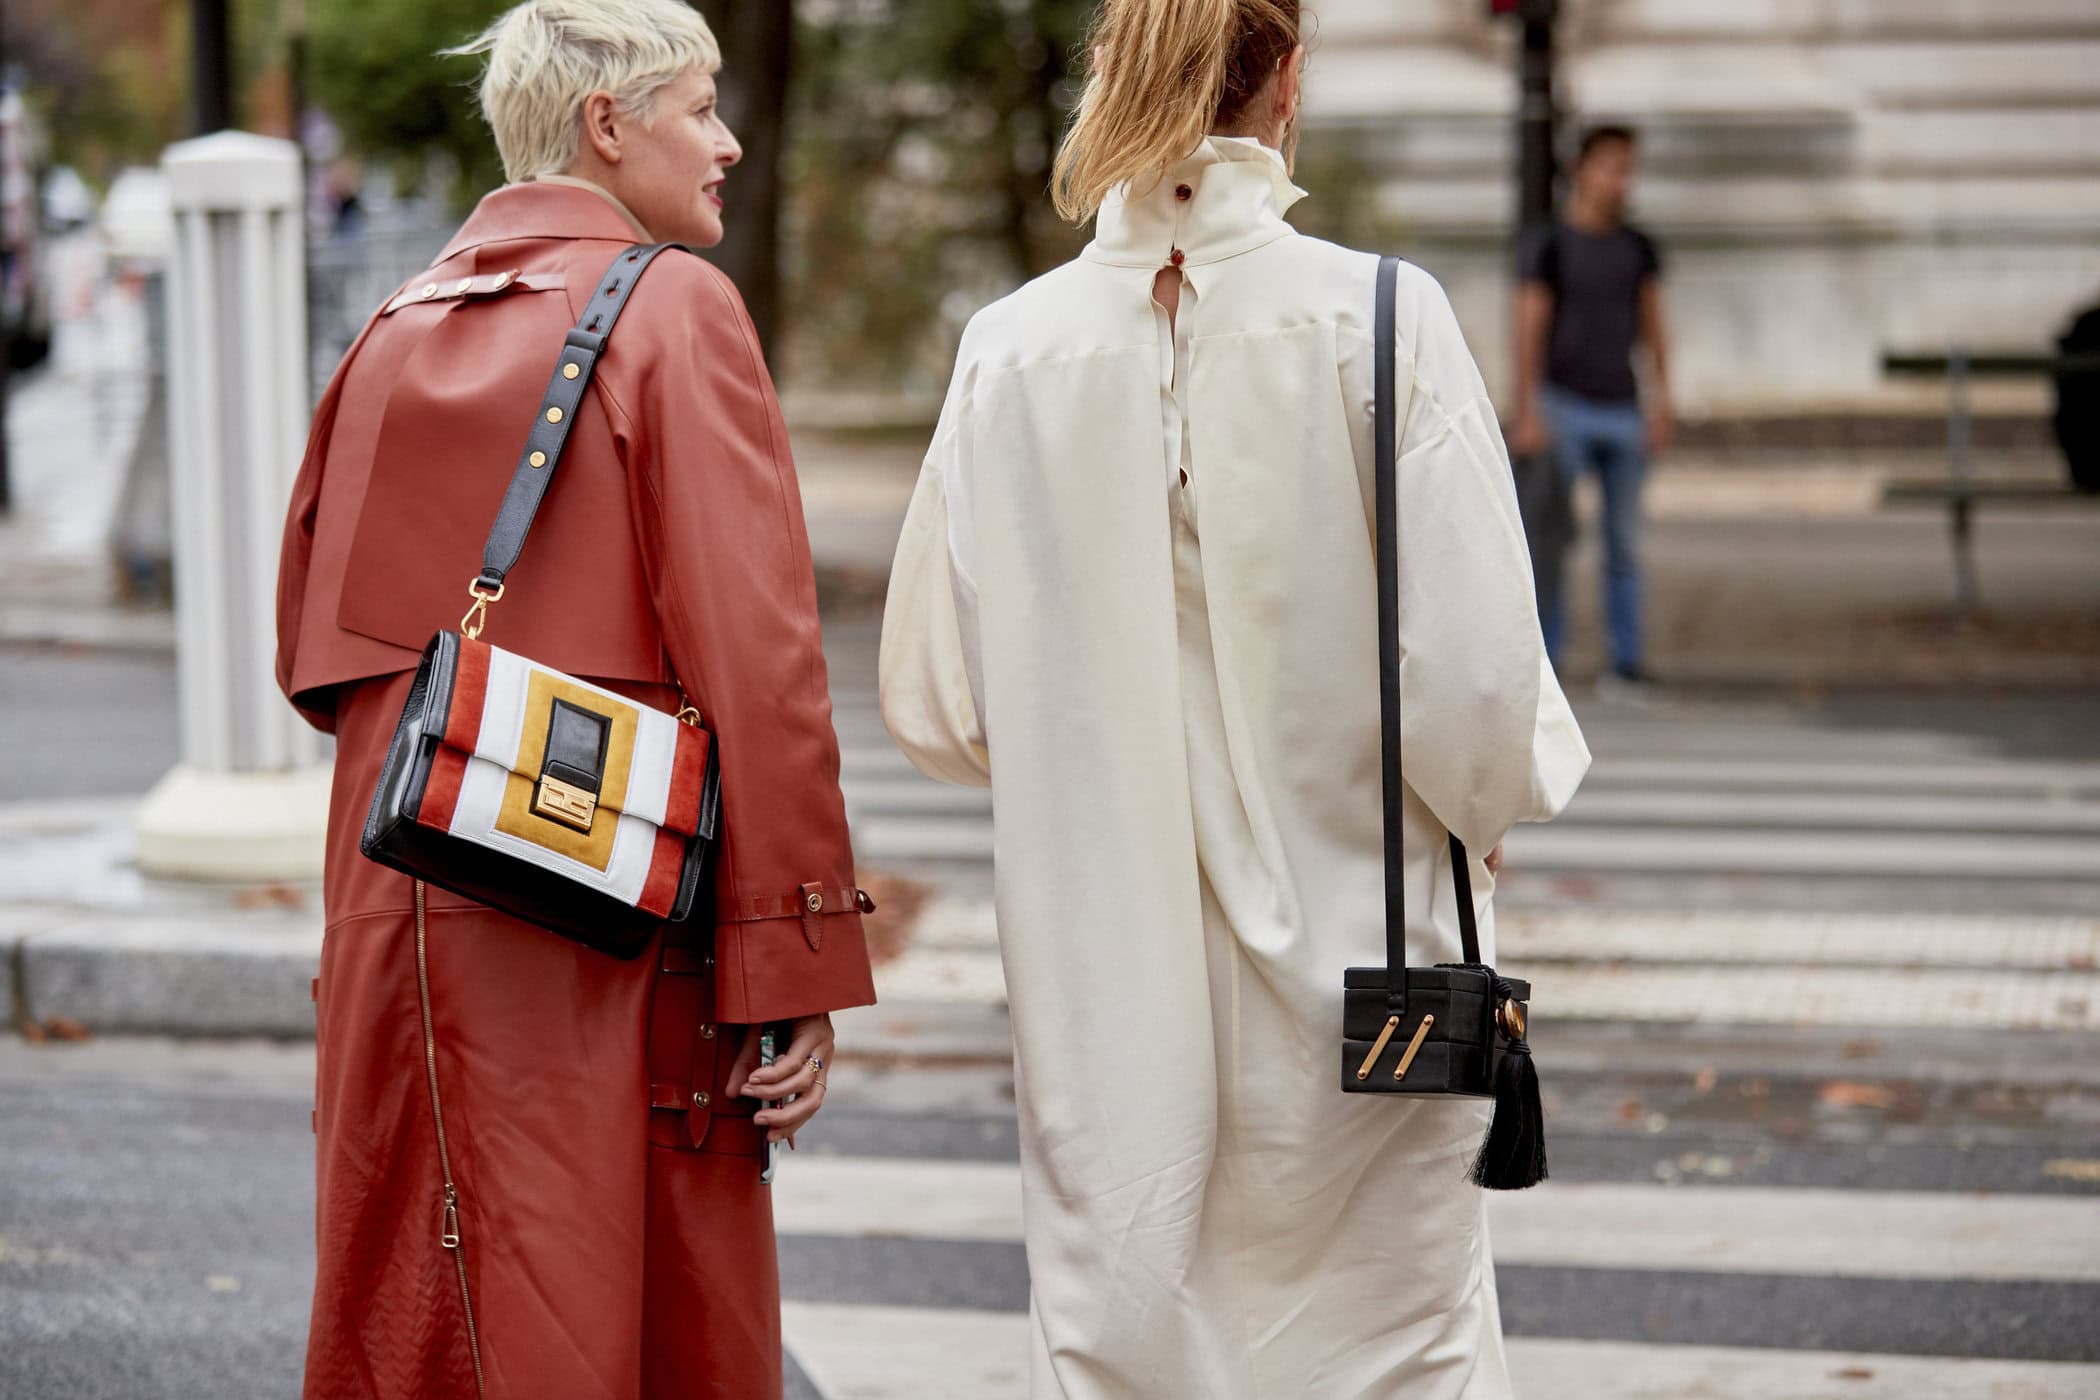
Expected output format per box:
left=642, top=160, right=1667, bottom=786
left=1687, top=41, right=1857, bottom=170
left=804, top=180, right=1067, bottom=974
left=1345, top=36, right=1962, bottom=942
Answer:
left=276, top=1, right=875, bottom=1396
left=883, top=0, right=1589, bottom=1395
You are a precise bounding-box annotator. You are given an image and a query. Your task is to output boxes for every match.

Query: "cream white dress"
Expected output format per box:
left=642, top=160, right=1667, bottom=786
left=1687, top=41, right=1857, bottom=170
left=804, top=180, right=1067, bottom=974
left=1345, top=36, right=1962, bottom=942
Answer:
left=879, top=136, right=1592, bottom=1400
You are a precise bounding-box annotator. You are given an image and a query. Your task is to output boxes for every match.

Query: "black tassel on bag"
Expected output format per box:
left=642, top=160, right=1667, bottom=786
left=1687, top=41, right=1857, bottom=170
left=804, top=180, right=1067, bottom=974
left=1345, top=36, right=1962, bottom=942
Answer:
left=1470, top=975, right=1549, bottom=1190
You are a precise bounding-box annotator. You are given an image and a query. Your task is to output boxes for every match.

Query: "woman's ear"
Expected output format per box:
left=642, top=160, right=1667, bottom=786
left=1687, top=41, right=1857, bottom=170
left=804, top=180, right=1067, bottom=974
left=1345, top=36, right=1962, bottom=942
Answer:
left=579, top=90, right=624, bottom=167
left=1276, top=44, right=1305, bottom=124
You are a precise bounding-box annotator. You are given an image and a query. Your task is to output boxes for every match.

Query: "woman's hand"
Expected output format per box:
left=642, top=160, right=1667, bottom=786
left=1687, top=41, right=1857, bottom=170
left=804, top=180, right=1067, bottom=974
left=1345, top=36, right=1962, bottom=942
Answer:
left=729, top=1013, right=837, bottom=1148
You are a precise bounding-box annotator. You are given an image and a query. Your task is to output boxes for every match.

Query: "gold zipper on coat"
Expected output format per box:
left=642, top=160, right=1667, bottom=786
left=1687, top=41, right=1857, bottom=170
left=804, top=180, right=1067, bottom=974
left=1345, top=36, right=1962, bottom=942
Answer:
left=415, top=880, right=487, bottom=1397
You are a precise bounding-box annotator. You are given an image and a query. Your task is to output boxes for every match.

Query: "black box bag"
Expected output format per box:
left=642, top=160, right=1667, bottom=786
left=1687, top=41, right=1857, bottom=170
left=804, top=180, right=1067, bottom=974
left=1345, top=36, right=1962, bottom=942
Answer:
left=1337, top=255, right=1548, bottom=1191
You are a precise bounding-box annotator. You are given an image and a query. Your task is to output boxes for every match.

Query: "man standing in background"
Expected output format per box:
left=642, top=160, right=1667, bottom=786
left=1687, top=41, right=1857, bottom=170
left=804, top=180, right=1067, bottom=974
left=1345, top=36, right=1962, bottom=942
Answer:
left=1511, top=124, right=1674, bottom=694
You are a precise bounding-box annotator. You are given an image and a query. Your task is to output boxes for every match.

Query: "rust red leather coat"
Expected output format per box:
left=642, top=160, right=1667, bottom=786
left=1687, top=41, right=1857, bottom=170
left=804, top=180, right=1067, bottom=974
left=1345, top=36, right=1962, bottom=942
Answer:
left=277, top=182, right=875, bottom=1023
left=276, top=185, right=873, bottom=1397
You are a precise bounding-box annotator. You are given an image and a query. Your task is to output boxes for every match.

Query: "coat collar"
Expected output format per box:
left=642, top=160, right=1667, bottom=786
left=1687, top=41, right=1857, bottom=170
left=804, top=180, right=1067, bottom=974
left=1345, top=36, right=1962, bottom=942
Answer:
left=436, top=180, right=649, bottom=261
left=1083, top=136, right=1306, bottom=270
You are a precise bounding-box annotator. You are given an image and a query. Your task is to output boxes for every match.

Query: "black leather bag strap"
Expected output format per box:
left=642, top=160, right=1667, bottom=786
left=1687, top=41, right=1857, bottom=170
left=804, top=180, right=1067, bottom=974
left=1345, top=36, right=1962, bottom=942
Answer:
left=1375, top=255, right=1481, bottom=1000
left=473, top=242, right=687, bottom=593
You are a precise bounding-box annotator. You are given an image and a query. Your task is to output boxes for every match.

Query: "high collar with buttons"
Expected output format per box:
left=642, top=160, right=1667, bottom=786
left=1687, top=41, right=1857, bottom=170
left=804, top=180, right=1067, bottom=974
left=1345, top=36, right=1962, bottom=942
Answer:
left=1084, top=135, right=1308, bottom=272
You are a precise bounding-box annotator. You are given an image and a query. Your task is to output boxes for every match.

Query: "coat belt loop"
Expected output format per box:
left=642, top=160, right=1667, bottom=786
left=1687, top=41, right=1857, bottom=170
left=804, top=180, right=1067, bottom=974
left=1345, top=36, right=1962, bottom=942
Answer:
left=799, top=882, right=826, bottom=951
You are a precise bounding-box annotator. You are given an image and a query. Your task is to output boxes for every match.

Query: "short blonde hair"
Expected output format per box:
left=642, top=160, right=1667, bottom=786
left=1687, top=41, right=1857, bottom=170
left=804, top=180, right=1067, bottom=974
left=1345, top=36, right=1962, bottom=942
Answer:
left=446, top=0, right=723, bottom=183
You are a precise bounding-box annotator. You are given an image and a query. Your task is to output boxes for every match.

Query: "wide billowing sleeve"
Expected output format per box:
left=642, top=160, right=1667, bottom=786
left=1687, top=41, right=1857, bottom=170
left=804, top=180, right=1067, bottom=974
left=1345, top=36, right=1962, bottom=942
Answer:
left=879, top=378, right=991, bottom=788
left=1391, top=267, right=1590, bottom=850
left=273, top=334, right=360, bottom=735
left=616, top=259, right=875, bottom=1024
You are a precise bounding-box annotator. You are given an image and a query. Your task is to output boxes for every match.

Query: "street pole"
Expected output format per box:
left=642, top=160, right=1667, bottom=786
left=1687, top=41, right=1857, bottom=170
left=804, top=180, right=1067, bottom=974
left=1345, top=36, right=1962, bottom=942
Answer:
left=192, top=0, right=233, bottom=135
left=0, top=0, right=13, bottom=516
left=1516, top=0, right=1560, bottom=233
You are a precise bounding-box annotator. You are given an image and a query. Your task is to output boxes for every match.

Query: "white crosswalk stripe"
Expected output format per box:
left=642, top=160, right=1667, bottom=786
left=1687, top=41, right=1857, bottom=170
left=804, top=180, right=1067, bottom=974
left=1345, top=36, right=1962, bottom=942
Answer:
left=783, top=1306, right=2100, bottom=1400
left=773, top=1148, right=2100, bottom=1398
left=835, top=688, right=2100, bottom=877
left=774, top=1156, right=2100, bottom=1283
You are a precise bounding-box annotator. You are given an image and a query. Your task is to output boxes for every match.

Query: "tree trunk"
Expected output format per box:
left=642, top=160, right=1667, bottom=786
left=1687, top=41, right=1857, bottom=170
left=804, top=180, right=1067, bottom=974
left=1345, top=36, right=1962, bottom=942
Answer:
left=693, top=0, right=792, bottom=361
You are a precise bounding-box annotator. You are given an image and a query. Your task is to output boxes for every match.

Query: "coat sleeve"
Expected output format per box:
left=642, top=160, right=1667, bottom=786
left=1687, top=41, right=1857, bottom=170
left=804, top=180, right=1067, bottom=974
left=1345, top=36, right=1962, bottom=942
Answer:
left=879, top=378, right=992, bottom=788
left=613, top=259, right=875, bottom=1024
left=1390, top=267, right=1590, bottom=851
left=274, top=326, right=365, bottom=736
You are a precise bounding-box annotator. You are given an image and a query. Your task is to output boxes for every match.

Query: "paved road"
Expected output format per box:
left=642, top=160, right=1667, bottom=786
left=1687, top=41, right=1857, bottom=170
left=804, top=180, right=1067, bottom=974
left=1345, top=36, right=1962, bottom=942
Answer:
left=5, top=1024, right=2099, bottom=1400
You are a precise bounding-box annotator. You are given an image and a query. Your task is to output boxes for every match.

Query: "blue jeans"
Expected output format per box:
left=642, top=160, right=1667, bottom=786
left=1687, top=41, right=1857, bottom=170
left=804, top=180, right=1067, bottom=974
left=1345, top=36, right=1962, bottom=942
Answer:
left=1537, top=386, right=1647, bottom=674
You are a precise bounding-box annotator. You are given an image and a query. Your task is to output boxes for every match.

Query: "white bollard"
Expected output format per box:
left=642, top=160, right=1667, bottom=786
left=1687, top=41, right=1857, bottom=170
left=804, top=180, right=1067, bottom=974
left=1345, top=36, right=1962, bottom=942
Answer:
left=135, top=131, right=330, bottom=880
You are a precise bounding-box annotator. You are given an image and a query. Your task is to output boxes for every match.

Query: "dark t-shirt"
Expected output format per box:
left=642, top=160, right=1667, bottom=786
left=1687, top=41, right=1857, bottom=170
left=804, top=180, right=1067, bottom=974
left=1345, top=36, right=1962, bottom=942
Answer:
left=1518, top=220, right=1661, bottom=405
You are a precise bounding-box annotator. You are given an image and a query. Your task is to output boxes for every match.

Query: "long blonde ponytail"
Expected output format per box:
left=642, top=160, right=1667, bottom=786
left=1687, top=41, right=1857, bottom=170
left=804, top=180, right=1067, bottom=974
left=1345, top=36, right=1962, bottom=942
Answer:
left=1051, top=0, right=1302, bottom=224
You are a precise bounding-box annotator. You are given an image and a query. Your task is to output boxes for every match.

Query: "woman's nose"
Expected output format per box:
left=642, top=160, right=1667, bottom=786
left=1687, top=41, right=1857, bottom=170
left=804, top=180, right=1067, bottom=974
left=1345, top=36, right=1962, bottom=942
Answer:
left=718, top=122, right=745, bottom=170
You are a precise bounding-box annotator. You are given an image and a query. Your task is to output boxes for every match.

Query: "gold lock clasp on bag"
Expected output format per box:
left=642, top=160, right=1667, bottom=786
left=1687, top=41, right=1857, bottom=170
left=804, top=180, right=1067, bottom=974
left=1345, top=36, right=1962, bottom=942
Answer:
left=532, top=775, right=598, bottom=832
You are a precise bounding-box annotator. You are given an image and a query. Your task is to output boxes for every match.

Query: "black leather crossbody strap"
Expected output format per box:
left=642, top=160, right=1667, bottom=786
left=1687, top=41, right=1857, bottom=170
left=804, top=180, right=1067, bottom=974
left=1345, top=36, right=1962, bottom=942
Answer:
left=1374, top=255, right=1408, bottom=984
left=474, top=242, right=688, bottom=592
left=1375, top=255, right=1482, bottom=992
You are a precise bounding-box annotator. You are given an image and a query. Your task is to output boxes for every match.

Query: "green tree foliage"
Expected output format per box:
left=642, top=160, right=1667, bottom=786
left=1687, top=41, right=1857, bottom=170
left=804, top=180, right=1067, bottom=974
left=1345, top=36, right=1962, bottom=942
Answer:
left=6, top=0, right=187, bottom=182
left=782, top=0, right=1094, bottom=389
left=305, top=0, right=510, bottom=198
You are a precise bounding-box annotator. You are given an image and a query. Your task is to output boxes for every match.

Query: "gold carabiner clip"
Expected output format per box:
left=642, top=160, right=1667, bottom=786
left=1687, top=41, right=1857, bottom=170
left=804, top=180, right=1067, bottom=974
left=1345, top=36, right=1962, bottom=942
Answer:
left=460, top=581, right=504, bottom=640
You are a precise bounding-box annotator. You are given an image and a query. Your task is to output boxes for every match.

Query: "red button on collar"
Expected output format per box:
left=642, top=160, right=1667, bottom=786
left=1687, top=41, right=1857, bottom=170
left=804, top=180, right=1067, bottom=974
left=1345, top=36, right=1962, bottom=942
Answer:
left=1169, top=249, right=1186, bottom=267
left=1175, top=184, right=1193, bottom=201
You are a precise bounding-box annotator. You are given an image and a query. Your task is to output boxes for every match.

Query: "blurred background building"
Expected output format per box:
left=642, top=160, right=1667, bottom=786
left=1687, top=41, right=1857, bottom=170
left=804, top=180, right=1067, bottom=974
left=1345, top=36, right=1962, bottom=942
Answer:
left=1308, top=0, right=2100, bottom=417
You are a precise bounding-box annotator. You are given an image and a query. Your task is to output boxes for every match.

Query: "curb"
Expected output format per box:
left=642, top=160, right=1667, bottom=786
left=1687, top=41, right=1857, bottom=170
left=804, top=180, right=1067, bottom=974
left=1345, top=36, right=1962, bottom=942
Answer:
left=8, top=907, right=321, bottom=1040
left=1, top=899, right=1013, bottom=1061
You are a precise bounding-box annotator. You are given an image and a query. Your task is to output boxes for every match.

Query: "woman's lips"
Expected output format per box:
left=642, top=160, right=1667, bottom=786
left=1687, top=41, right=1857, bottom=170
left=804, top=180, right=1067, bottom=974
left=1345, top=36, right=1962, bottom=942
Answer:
left=706, top=185, right=725, bottom=209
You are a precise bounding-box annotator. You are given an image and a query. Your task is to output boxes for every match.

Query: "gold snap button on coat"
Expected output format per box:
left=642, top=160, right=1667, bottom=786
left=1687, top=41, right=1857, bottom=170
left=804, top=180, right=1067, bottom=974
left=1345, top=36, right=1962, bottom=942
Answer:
left=528, top=451, right=547, bottom=468
left=420, top=283, right=438, bottom=298
left=806, top=892, right=824, bottom=912
left=545, top=406, right=564, bottom=424
left=692, top=1091, right=710, bottom=1108
left=456, top=278, right=474, bottom=294
left=700, top=1024, right=716, bottom=1040
left=563, top=362, right=581, bottom=379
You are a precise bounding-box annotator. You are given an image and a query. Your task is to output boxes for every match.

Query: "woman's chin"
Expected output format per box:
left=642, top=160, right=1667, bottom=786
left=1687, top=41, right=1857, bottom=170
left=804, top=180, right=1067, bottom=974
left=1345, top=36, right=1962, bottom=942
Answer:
left=683, top=211, right=726, bottom=249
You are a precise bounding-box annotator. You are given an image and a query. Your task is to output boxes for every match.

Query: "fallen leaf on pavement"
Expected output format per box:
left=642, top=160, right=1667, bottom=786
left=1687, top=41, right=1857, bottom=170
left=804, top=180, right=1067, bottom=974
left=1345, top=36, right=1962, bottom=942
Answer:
left=2042, top=1158, right=2100, bottom=1183
left=1818, top=1081, right=1895, bottom=1109
left=235, top=884, right=306, bottom=910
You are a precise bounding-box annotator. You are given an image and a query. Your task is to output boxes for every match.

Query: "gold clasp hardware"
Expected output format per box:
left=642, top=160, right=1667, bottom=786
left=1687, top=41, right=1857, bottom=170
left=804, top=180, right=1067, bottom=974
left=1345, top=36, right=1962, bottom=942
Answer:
left=441, top=1186, right=461, bottom=1250
left=674, top=704, right=702, bottom=727
left=1393, top=1013, right=1434, bottom=1081
left=1356, top=1015, right=1401, bottom=1081
left=460, top=582, right=504, bottom=640
left=532, top=775, right=598, bottom=832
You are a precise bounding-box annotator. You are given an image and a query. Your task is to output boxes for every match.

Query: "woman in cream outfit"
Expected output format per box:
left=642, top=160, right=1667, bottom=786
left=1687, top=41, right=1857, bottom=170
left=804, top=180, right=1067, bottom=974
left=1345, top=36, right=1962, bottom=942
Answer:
left=880, top=2, right=1590, bottom=1394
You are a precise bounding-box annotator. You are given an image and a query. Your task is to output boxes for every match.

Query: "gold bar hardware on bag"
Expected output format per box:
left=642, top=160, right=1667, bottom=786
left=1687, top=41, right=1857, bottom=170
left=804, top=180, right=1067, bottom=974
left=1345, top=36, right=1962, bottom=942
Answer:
left=1356, top=1015, right=1401, bottom=1081
left=532, top=775, right=598, bottom=831
left=1393, top=1014, right=1435, bottom=1081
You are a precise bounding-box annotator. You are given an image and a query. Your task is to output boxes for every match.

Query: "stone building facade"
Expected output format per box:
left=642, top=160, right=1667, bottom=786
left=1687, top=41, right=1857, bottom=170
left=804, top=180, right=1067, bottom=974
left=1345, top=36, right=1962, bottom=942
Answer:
left=1302, top=0, right=2100, bottom=416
